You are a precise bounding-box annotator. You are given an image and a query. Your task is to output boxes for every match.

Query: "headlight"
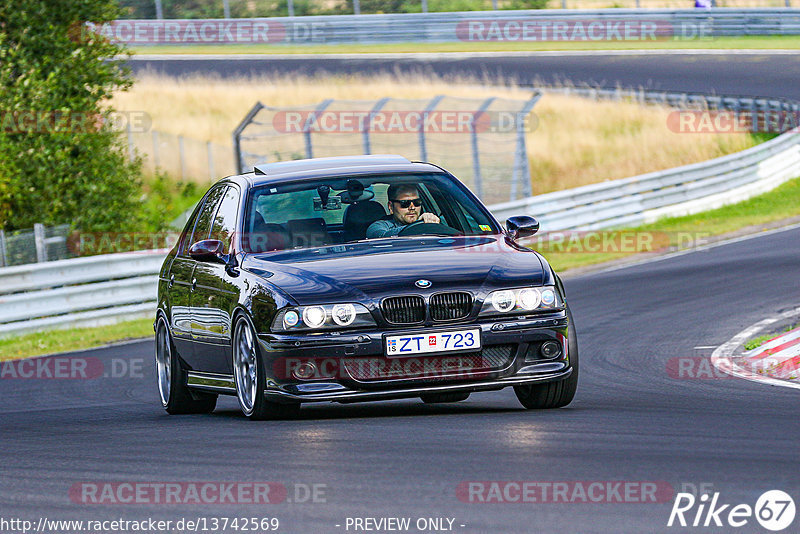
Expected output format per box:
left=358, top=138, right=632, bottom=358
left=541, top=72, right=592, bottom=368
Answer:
left=272, top=303, right=375, bottom=332
left=331, top=303, right=356, bottom=326
left=302, top=306, right=326, bottom=329
left=480, top=286, right=561, bottom=317
left=491, top=290, right=516, bottom=313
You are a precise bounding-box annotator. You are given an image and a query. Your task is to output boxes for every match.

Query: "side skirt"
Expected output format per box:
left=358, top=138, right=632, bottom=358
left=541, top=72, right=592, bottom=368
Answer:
left=186, top=371, right=236, bottom=395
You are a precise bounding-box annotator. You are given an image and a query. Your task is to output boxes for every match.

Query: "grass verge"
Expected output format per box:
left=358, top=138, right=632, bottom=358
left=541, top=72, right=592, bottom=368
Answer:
left=540, top=175, right=800, bottom=272
left=743, top=324, right=799, bottom=351
left=0, top=318, right=154, bottom=362
left=130, top=36, right=800, bottom=56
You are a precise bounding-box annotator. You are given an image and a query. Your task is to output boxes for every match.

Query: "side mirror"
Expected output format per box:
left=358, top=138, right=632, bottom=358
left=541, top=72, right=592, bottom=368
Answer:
left=188, top=239, right=226, bottom=263
left=506, top=216, right=539, bottom=240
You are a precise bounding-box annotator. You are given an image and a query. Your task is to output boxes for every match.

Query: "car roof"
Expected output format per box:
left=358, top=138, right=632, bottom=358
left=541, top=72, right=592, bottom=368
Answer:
left=233, top=155, right=447, bottom=188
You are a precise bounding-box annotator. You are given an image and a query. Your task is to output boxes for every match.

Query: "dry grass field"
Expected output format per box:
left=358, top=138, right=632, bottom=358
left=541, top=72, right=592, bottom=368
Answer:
left=112, top=73, right=758, bottom=194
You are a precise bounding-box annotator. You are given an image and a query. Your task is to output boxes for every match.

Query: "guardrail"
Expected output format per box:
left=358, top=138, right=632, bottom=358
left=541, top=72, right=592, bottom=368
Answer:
left=2, top=88, right=799, bottom=337
left=0, top=251, right=164, bottom=337
left=105, top=9, right=800, bottom=46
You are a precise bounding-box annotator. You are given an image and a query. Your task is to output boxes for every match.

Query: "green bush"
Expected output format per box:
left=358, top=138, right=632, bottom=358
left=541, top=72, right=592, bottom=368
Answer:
left=0, top=0, right=144, bottom=232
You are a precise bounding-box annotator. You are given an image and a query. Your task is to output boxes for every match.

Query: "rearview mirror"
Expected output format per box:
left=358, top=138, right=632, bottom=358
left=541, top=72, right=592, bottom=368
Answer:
left=506, top=216, right=539, bottom=240
left=188, top=239, right=226, bottom=263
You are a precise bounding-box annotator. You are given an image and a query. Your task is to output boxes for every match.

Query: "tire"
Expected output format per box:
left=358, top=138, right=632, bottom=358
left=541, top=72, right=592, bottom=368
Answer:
left=155, top=315, right=217, bottom=415
left=232, top=315, right=300, bottom=420
left=420, top=392, right=470, bottom=404
left=514, top=306, right=579, bottom=409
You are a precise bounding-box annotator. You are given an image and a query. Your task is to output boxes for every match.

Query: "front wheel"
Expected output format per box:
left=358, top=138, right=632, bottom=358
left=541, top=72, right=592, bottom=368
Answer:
left=155, top=316, right=217, bottom=414
left=514, top=307, right=579, bottom=409
left=232, top=315, right=300, bottom=420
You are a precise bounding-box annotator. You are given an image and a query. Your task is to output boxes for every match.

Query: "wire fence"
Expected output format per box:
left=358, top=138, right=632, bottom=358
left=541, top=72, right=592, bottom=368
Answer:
left=125, top=126, right=236, bottom=182
left=233, top=93, right=541, bottom=206
left=0, top=224, right=71, bottom=268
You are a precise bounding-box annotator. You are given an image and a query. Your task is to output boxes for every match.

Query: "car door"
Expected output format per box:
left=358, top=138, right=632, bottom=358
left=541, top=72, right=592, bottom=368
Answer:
left=172, top=185, right=227, bottom=371
left=167, top=204, right=205, bottom=362
left=190, top=185, right=242, bottom=374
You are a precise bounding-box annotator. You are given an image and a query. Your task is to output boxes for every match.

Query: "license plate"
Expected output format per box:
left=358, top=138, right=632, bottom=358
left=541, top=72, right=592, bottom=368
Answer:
left=385, top=328, right=481, bottom=357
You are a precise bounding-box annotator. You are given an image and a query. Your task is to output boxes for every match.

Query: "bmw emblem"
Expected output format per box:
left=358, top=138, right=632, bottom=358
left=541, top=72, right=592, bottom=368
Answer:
left=415, top=279, right=432, bottom=289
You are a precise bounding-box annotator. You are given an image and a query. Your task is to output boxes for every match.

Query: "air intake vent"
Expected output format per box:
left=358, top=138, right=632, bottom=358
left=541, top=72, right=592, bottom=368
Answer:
left=430, top=292, right=473, bottom=321
left=381, top=296, right=425, bottom=325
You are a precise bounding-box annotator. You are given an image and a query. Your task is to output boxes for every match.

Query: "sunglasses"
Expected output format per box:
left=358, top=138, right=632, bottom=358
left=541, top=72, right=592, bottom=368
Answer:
left=391, top=198, right=422, bottom=208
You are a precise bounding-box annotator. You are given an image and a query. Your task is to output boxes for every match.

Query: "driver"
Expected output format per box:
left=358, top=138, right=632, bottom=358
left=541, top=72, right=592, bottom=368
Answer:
left=366, top=184, right=440, bottom=238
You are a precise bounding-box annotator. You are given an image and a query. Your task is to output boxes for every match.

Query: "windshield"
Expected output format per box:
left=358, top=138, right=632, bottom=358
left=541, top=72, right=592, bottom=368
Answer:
left=241, top=173, right=500, bottom=254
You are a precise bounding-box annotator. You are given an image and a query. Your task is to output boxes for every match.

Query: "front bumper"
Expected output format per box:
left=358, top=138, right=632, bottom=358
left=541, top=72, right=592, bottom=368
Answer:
left=263, top=368, right=572, bottom=403
left=256, top=310, right=572, bottom=403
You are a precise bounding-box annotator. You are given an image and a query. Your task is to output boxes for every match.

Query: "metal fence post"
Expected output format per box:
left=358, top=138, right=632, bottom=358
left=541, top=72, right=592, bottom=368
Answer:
left=422, top=0, right=428, bottom=12
left=304, top=99, right=333, bottom=160
left=471, top=97, right=496, bottom=200
left=34, top=223, right=47, bottom=263
left=511, top=92, right=542, bottom=201
left=353, top=0, right=360, bottom=14
left=223, top=0, right=231, bottom=18
left=232, top=102, right=265, bottom=174
left=363, top=98, right=390, bottom=155
left=152, top=130, right=160, bottom=169
left=154, top=0, right=163, bottom=19
left=178, top=135, right=186, bottom=180
left=419, top=95, right=444, bottom=162
left=288, top=0, right=295, bottom=17
left=0, top=230, right=7, bottom=267
left=207, top=141, right=215, bottom=182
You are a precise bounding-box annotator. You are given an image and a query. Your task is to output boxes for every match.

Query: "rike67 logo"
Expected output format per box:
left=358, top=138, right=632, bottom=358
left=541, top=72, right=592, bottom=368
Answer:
left=668, top=490, right=795, bottom=531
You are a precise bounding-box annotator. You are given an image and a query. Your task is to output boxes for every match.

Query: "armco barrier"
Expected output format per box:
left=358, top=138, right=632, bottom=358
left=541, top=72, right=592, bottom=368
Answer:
left=102, top=9, right=800, bottom=46
left=0, top=251, right=164, bottom=337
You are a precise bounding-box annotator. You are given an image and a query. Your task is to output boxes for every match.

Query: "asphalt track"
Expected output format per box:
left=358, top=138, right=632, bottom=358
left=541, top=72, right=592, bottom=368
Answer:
left=2, top=225, right=799, bottom=532
left=128, top=51, right=800, bottom=100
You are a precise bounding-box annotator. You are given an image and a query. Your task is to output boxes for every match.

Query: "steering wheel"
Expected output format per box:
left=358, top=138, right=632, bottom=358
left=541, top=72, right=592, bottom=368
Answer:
left=397, top=222, right=462, bottom=237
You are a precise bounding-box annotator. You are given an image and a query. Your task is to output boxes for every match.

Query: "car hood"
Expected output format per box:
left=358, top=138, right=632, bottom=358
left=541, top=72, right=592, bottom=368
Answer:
left=243, top=236, right=546, bottom=305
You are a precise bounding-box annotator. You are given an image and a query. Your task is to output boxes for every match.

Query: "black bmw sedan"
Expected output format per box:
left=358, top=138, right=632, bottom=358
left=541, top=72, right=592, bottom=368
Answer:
left=155, top=155, right=578, bottom=419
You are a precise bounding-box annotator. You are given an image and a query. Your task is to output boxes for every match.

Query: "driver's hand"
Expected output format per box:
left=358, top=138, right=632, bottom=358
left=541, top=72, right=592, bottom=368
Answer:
left=419, top=213, right=440, bottom=224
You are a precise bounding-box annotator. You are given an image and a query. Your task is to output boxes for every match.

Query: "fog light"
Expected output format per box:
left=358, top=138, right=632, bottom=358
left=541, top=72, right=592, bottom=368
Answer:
left=293, top=361, right=318, bottom=380
left=540, top=340, right=562, bottom=359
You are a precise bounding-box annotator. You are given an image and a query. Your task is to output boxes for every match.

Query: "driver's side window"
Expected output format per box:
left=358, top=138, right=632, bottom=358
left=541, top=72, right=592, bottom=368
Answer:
left=183, top=186, right=226, bottom=255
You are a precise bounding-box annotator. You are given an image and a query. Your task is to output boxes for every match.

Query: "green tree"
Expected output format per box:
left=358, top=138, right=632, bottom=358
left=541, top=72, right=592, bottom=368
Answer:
left=0, top=0, right=143, bottom=232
